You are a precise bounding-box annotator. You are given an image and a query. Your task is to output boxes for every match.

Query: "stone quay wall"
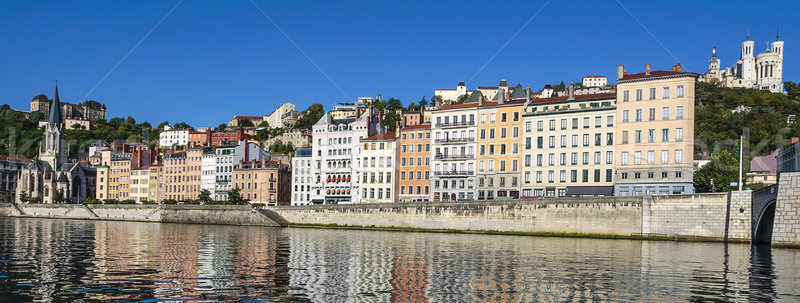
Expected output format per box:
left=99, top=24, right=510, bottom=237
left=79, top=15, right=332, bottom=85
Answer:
left=0, top=204, right=284, bottom=227
left=0, top=192, right=753, bottom=241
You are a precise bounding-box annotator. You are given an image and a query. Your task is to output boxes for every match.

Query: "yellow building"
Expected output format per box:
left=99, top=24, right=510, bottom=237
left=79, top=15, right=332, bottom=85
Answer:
left=477, top=90, right=525, bottom=199
left=614, top=63, right=697, bottom=195
left=95, top=166, right=109, bottom=200
left=130, top=167, right=150, bottom=202
left=148, top=166, right=160, bottom=202
left=104, top=151, right=132, bottom=201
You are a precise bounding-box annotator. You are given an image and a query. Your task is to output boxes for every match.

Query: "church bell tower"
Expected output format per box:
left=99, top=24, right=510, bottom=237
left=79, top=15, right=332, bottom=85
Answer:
left=40, top=82, right=67, bottom=169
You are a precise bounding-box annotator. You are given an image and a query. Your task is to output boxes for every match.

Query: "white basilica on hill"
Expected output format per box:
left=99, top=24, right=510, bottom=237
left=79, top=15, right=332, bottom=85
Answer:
left=701, top=29, right=785, bottom=93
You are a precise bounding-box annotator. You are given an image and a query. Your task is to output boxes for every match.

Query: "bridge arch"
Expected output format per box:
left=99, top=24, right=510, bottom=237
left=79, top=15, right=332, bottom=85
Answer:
left=752, top=199, right=776, bottom=244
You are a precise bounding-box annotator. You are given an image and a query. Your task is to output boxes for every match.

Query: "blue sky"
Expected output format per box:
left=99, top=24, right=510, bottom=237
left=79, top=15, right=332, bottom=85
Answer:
left=0, top=0, right=796, bottom=127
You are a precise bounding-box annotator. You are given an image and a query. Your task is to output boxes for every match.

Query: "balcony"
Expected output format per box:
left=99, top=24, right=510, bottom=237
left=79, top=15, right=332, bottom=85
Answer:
left=434, top=137, right=475, bottom=144
left=434, top=153, right=475, bottom=161
left=435, top=120, right=475, bottom=128
left=434, top=170, right=474, bottom=177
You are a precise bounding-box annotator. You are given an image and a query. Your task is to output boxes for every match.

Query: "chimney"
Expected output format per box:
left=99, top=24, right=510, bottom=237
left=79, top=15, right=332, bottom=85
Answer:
left=395, top=120, right=401, bottom=132
left=645, top=63, right=651, bottom=75
left=206, top=129, right=212, bottom=146
left=617, top=64, right=625, bottom=80
left=525, top=85, right=532, bottom=106
left=568, top=83, right=575, bottom=100
left=243, top=140, right=249, bottom=161
left=672, top=62, right=682, bottom=72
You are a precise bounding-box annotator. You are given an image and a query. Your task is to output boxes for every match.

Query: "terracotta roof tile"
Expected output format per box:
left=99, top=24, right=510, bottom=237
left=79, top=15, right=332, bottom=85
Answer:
left=363, top=132, right=397, bottom=141
left=619, top=71, right=693, bottom=81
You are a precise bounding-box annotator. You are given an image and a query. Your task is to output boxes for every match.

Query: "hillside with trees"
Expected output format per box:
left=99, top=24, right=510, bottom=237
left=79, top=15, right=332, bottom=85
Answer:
left=693, top=81, right=800, bottom=191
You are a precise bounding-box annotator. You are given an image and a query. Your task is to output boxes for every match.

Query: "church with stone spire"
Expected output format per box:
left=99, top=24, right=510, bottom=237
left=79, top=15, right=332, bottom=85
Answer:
left=16, top=84, right=96, bottom=203
left=700, top=28, right=785, bottom=93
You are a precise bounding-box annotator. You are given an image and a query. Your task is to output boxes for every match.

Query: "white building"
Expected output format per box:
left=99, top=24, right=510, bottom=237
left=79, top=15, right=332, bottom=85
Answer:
left=430, top=92, right=480, bottom=201
left=434, top=80, right=515, bottom=104
left=159, top=128, right=189, bottom=148
left=701, top=30, right=785, bottom=93
left=201, top=148, right=217, bottom=199
left=582, top=75, right=608, bottom=88
left=291, top=147, right=314, bottom=205
left=265, top=102, right=300, bottom=128
left=310, top=104, right=382, bottom=204
left=359, top=132, right=398, bottom=203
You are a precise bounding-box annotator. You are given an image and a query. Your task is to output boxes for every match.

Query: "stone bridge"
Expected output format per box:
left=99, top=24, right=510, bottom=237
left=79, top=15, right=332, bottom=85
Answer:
left=751, top=172, right=800, bottom=247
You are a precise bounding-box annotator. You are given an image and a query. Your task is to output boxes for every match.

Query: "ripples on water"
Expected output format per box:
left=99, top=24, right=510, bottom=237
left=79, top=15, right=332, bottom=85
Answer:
left=0, top=217, right=798, bottom=302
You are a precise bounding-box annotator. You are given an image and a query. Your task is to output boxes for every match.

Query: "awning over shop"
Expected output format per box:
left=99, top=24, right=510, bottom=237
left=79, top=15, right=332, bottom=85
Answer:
left=564, top=186, right=614, bottom=197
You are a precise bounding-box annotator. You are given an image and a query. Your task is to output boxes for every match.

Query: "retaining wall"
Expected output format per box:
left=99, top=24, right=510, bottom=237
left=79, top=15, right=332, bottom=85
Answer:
left=273, top=197, right=644, bottom=235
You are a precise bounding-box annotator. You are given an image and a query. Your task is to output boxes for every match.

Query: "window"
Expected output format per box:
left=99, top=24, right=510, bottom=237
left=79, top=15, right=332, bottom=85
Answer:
left=571, top=170, right=577, bottom=182
left=537, top=137, right=543, bottom=149
left=572, top=135, right=578, bottom=147
left=525, top=155, right=531, bottom=167
left=572, top=118, right=579, bottom=129
left=648, top=108, right=655, bottom=121
left=582, top=170, right=589, bottom=182
left=490, top=113, right=496, bottom=123
left=634, top=151, right=642, bottom=165
left=677, top=85, right=685, bottom=98
left=549, top=136, right=556, bottom=148
left=675, top=150, right=683, bottom=163
left=561, top=119, right=567, bottom=130
left=676, top=106, right=684, bottom=119
left=525, top=172, right=531, bottom=183
left=635, top=109, right=642, bottom=122
left=607, top=115, right=614, bottom=127
left=595, top=116, right=602, bottom=128
left=549, top=119, right=556, bottom=130
left=661, top=150, right=669, bottom=164
left=479, top=161, right=485, bottom=172
left=560, top=153, right=567, bottom=165
left=560, top=170, right=566, bottom=182
left=606, top=132, right=614, bottom=145
left=513, top=127, right=519, bottom=138
left=621, top=152, right=629, bottom=165
left=571, top=152, right=578, bottom=165
left=662, top=128, right=669, bottom=142
left=501, top=113, right=507, bottom=122
left=622, top=131, right=629, bottom=144
left=489, top=129, right=495, bottom=139
left=635, top=130, right=642, bottom=143
left=561, top=135, right=567, bottom=147
left=583, top=134, right=589, bottom=146
left=595, top=133, right=601, bottom=146
left=622, top=110, right=629, bottom=122
left=606, top=151, right=613, bottom=164
left=480, top=114, right=487, bottom=124
left=594, top=151, right=601, bottom=164
left=501, top=128, right=507, bottom=138
left=513, top=112, right=519, bottom=121
left=662, top=86, right=670, bottom=99
left=583, top=117, right=590, bottom=128
left=536, top=171, right=542, bottom=183
left=635, top=89, right=642, bottom=101
left=648, top=129, right=655, bottom=143
left=582, top=152, right=589, bottom=165
left=662, top=107, right=669, bottom=120
left=525, top=121, right=532, bottom=132
left=525, top=137, right=532, bottom=149
left=647, top=151, right=655, bottom=164
left=606, top=169, right=613, bottom=182
left=537, top=121, right=544, bottom=131
left=676, top=128, right=684, bottom=141
left=649, top=87, right=656, bottom=100
left=623, top=90, right=630, bottom=102
left=548, top=171, right=555, bottom=182
left=537, top=154, right=542, bottom=166
left=548, top=153, right=555, bottom=166
left=480, top=129, right=486, bottom=139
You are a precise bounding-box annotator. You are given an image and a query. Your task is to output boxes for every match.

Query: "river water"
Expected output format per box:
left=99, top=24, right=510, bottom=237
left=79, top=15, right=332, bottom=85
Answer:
left=0, top=217, right=798, bottom=302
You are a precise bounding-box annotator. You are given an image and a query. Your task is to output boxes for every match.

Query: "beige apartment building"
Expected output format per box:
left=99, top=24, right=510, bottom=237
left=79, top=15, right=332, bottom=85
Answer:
left=521, top=91, right=617, bottom=198
left=614, top=63, right=697, bottom=195
left=186, top=148, right=203, bottom=200
left=477, top=91, right=525, bottom=200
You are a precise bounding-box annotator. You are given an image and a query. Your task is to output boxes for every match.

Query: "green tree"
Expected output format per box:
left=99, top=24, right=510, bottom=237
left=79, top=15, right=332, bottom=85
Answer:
left=383, top=111, right=403, bottom=132
left=158, top=121, right=170, bottom=129
left=228, top=187, right=249, bottom=205
left=694, top=148, right=739, bottom=193
left=295, top=103, right=325, bottom=130
left=173, top=122, right=192, bottom=130
left=418, top=96, right=429, bottom=108
left=2, top=192, right=12, bottom=203
left=18, top=192, right=28, bottom=203
left=217, top=123, right=227, bottom=131
left=198, top=189, right=213, bottom=204
left=386, top=97, right=403, bottom=110
left=54, top=189, right=66, bottom=203
left=455, top=94, right=469, bottom=104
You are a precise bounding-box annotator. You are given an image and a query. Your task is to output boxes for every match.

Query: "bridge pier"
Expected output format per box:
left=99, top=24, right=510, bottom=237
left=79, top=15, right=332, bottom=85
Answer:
left=772, top=172, right=800, bottom=247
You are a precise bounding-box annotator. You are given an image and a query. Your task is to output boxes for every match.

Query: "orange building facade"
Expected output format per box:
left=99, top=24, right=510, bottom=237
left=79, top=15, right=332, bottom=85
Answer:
left=397, top=124, right=431, bottom=202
